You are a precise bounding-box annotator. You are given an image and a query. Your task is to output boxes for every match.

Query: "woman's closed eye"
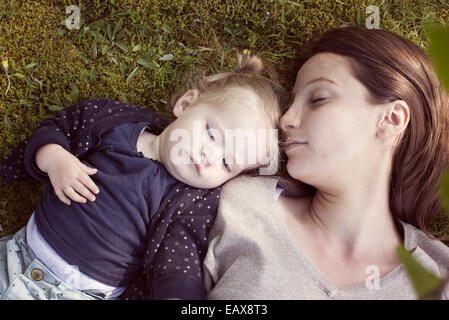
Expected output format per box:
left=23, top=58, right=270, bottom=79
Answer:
left=311, top=97, right=327, bottom=104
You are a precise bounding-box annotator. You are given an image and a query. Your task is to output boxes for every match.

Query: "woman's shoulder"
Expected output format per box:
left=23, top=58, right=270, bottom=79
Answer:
left=401, top=220, right=449, bottom=277
left=220, top=175, right=279, bottom=200
left=217, top=175, right=279, bottom=225
left=220, top=175, right=315, bottom=199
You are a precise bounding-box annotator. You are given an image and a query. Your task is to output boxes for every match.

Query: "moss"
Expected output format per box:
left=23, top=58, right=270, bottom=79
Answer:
left=0, top=0, right=449, bottom=238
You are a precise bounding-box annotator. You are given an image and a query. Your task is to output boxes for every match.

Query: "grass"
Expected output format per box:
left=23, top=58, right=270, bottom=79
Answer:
left=1, top=0, right=449, bottom=238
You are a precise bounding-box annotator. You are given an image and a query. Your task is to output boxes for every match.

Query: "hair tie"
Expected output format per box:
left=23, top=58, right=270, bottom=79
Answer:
left=234, top=68, right=244, bottom=75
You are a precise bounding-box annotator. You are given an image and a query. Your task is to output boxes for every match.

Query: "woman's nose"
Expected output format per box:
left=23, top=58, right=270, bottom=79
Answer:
left=280, top=105, right=302, bottom=132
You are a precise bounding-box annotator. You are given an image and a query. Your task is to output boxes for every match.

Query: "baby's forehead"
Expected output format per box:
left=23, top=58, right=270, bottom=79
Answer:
left=212, top=86, right=262, bottom=110
left=212, top=99, right=271, bottom=129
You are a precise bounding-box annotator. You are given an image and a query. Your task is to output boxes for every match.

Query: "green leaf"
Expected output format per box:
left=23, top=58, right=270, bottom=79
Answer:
left=136, top=58, right=158, bottom=70
left=4, top=115, right=12, bottom=131
left=132, top=44, right=141, bottom=52
left=396, top=246, right=445, bottom=299
left=357, top=7, right=364, bottom=26
left=79, top=69, right=90, bottom=77
left=116, top=42, right=128, bottom=53
left=126, top=67, right=138, bottom=86
left=111, top=57, right=119, bottom=66
left=90, top=30, right=108, bottom=44
left=439, top=169, right=449, bottom=217
left=32, top=78, right=43, bottom=92
left=19, top=99, right=32, bottom=106
left=161, top=23, right=172, bottom=33
left=48, top=105, right=64, bottom=111
left=101, top=44, right=109, bottom=56
left=71, top=83, right=79, bottom=101
left=91, top=42, right=97, bottom=59
left=115, top=29, right=126, bottom=41
left=113, top=19, right=124, bottom=39
left=11, top=73, right=25, bottom=79
left=427, top=25, right=449, bottom=93
left=118, top=61, right=126, bottom=77
left=25, top=62, right=37, bottom=69
left=57, top=28, right=66, bottom=37
left=159, top=53, right=174, bottom=61
left=89, top=67, right=95, bottom=80
left=118, top=90, right=129, bottom=103
left=107, top=23, right=113, bottom=41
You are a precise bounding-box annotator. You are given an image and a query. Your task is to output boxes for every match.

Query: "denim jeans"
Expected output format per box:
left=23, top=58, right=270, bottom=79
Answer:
left=0, top=226, right=103, bottom=300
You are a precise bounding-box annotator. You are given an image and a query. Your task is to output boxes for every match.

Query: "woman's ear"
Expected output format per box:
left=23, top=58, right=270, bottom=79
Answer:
left=376, top=100, right=410, bottom=143
left=173, top=89, right=199, bottom=118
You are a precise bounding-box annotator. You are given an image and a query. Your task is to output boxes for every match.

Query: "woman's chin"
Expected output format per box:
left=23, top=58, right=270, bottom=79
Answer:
left=286, top=161, right=307, bottom=180
left=286, top=162, right=317, bottom=186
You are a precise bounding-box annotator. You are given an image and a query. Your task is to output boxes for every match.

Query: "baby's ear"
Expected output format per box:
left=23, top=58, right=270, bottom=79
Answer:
left=173, top=89, right=199, bottom=117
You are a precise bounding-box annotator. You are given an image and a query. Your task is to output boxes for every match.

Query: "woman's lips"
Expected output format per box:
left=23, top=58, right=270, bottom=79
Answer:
left=284, top=140, right=307, bottom=152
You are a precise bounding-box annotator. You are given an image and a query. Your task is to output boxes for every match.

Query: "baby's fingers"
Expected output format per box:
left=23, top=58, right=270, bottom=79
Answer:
left=55, top=189, right=71, bottom=206
left=63, top=186, right=88, bottom=204
left=78, top=174, right=100, bottom=197
left=73, top=180, right=97, bottom=202
left=82, top=163, right=98, bottom=176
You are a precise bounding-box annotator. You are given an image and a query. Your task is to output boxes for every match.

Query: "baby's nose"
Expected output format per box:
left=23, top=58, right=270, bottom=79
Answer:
left=201, top=144, right=220, bottom=166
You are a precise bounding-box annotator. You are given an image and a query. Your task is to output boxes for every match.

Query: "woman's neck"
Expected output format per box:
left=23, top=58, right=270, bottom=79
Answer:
left=304, top=167, right=403, bottom=263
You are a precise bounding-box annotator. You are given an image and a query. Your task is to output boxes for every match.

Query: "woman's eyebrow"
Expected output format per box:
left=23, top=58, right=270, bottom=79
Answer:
left=305, top=77, right=338, bottom=87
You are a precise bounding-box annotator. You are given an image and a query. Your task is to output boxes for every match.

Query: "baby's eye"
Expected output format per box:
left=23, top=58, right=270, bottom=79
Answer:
left=222, top=158, right=231, bottom=172
left=206, top=123, right=215, bottom=141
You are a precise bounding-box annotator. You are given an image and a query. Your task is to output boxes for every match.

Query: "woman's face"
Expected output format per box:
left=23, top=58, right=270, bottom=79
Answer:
left=280, top=53, right=382, bottom=188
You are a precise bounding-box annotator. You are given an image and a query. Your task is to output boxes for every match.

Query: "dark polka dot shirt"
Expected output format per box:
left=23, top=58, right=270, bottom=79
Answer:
left=119, top=184, right=221, bottom=300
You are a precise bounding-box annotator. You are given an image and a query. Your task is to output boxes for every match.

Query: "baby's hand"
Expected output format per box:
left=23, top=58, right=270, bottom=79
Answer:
left=35, top=144, right=100, bottom=205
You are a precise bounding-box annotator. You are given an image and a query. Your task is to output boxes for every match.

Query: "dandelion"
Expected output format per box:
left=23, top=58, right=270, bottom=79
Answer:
left=2, top=59, right=11, bottom=95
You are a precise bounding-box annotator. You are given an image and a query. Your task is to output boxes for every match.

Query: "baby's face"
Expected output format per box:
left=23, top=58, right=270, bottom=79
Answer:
left=159, top=87, right=277, bottom=189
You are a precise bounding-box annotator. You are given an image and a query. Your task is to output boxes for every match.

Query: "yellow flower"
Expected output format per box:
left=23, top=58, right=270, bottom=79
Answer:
left=2, top=59, right=8, bottom=72
left=243, top=49, right=251, bottom=55
left=2, top=58, right=10, bottom=95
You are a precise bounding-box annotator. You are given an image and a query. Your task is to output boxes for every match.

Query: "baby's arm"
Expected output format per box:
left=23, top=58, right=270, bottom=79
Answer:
left=18, top=99, right=104, bottom=204
left=22, top=99, right=98, bottom=183
left=35, top=143, right=99, bottom=205
left=1, top=98, right=108, bottom=187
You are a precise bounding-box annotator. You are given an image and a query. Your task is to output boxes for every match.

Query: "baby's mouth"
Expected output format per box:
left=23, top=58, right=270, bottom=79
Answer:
left=189, top=154, right=201, bottom=175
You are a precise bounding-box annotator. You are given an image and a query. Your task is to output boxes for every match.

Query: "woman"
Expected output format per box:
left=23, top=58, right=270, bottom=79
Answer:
left=203, top=26, right=449, bottom=299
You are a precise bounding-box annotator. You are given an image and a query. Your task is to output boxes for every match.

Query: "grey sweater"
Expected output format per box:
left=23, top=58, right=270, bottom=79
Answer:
left=203, top=175, right=449, bottom=300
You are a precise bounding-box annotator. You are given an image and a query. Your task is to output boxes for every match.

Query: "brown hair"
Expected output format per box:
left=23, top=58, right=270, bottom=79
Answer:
left=291, top=26, right=449, bottom=240
left=168, top=49, right=286, bottom=175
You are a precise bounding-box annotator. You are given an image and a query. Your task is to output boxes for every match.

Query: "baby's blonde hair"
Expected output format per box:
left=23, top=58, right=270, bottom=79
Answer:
left=168, top=49, right=285, bottom=175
